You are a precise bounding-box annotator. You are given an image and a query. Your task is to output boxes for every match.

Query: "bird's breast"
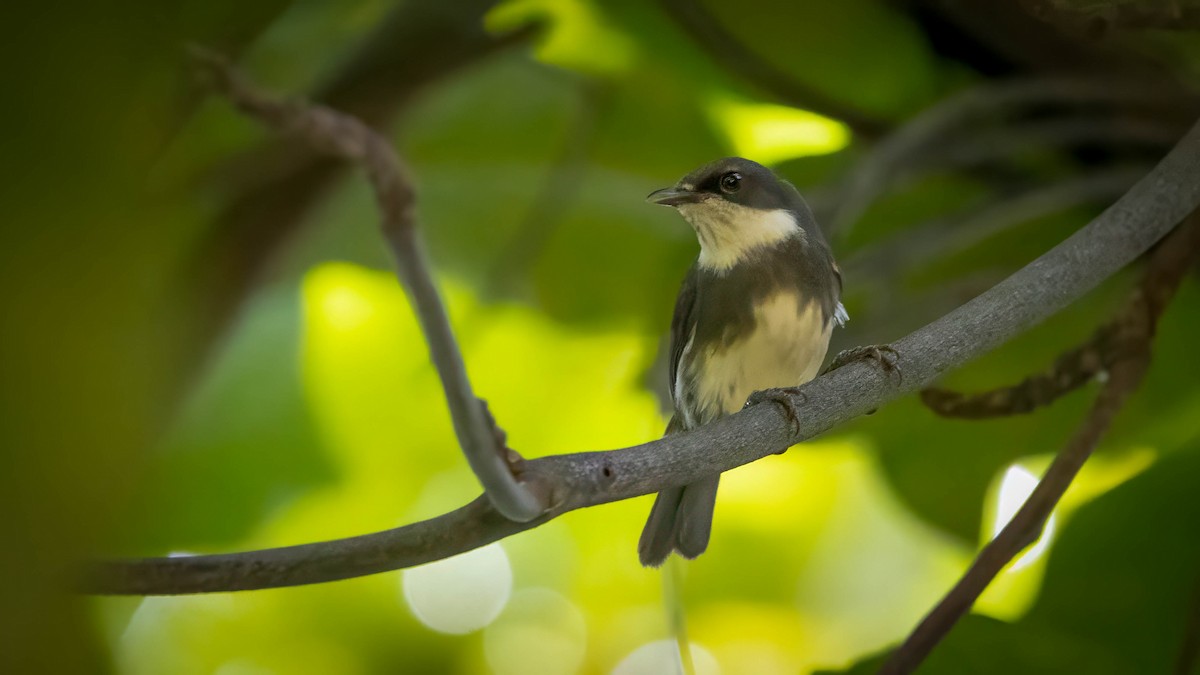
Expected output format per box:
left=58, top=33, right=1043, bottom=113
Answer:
left=679, top=290, right=831, bottom=427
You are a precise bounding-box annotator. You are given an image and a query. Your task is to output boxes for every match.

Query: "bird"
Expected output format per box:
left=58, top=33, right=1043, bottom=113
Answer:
left=639, top=156, right=847, bottom=567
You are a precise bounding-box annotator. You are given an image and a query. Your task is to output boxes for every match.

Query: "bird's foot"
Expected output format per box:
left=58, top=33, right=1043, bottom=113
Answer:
left=745, top=387, right=808, bottom=444
left=825, top=344, right=901, bottom=383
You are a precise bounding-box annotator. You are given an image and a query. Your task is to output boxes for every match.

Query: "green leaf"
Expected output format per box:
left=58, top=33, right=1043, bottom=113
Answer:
left=825, top=438, right=1200, bottom=674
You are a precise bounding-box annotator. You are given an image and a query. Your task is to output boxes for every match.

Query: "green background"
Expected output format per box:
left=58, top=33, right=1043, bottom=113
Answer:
left=1, top=0, right=1198, bottom=673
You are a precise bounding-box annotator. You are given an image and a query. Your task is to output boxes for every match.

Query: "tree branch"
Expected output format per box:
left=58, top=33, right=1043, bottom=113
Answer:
left=170, top=0, right=536, bottom=414
left=829, top=77, right=1196, bottom=236
left=919, top=331, right=1112, bottom=419
left=885, top=348, right=1147, bottom=674
left=1020, top=0, right=1200, bottom=34
left=879, top=211, right=1200, bottom=675
left=842, top=166, right=1146, bottom=290
left=921, top=205, right=1200, bottom=419
left=924, top=116, right=1184, bottom=172
left=189, top=47, right=545, bottom=523
left=82, top=66, right=1200, bottom=594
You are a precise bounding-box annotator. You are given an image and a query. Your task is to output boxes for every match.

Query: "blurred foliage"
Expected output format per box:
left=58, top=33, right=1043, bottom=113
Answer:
left=2, top=0, right=1199, bottom=673
left=821, top=444, right=1200, bottom=675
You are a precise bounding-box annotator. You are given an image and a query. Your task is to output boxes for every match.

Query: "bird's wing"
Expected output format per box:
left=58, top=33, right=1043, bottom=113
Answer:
left=668, top=264, right=699, bottom=408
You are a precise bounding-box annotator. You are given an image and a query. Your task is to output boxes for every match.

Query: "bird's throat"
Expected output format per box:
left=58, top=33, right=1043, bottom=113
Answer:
left=678, top=203, right=802, bottom=273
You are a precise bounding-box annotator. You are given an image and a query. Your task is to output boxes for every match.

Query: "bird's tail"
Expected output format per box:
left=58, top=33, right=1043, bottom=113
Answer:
left=638, top=475, right=720, bottom=567
left=638, top=415, right=721, bottom=567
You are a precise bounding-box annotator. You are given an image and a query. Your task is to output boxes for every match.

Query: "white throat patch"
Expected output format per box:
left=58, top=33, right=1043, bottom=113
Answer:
left=677, top=202, right=801, bottom=272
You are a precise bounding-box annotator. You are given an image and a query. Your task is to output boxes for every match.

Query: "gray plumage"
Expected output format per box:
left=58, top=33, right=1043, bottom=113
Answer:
left=639, top=157, right=844, bottom=567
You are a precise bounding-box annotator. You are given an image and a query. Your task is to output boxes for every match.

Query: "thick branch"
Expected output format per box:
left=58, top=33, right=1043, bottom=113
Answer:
left=880, top=212, right=1200, bottom=675
left=921, top=208, right=1200, bottom=418
left=81, top=112, right=1200, bottom=595
left=190, top=48, right=545, bottom=523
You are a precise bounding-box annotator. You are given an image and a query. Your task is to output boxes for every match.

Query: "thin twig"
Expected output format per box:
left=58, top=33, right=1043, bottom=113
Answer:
left=921, top=208, right=1200, bottom=418
left=830, top=77, right=1195, bottom=236
left=924, top=116, right=1183, bottom=173
left=885, top=356, right=1147, bottom=674
left=80, top=114, right=1200, bottom=595
left=658, top=0, right=889, bottom=139
left=189, top=47, right=545, bottom=523
left=880, top=212, right=1200, bottom=675
left=1020, top=0, right=1200, bottom=33
left=919, top=330, right=1112, bottom=418
left=842, top=166, right=1146, bottom=289
left=171, top=1, right=535, bottom=413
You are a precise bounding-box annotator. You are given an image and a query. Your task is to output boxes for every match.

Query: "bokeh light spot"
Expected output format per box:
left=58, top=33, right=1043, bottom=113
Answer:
left=484, top=587, right=587, bottom=675
left=311, top=273, right=376, bottom=333
left=611, top=639, right=720, bottom=675
left=977, top=450, right=1156, bottom=621
left=789, top=444, right=970, bottom=666
left=119, top=595, right=237, bottom=674
left=992, top=465, right=1055, bottom=571
left=214, top=659, right=276, bottom=675
left=487, top=0, right=637, bottom=74
left=401, top=543, right=513, bottom=634
left=706, top=95, right=850, bottom=165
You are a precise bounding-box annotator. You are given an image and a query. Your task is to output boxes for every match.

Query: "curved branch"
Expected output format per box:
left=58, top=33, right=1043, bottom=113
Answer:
left=82, top=112, right=1200, bottom=595
left=842, top=165, right=1146, bottom=288
left=887, top=343, right=1148, bottom=675
left=880, top=211, right=1200, bottom=675
left=921, top=200, right=1200, bottom=420
left=189, top=48, right=545, bottom=523
left=171, top=0, right=536, bottom=411
left=919, top=334, right=1109, bottom=419
left=829, top=77, right=1197, bottom=236
left=1020, top=0, right=1200, bottom=33
left=925, top=116, right=1184, bottom=172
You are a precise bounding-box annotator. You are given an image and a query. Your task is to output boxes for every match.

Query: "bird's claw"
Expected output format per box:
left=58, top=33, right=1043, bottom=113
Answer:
left=826, top=344, right=901, bottom=382
left=745, top=387, right=808, bottom=441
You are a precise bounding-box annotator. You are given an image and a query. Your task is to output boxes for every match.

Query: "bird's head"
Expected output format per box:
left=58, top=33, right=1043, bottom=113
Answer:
left=647, top=157, right=820, bottom=272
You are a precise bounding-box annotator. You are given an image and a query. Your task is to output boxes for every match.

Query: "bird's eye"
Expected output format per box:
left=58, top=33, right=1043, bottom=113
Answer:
left=719, top=172, right=741, bottom=194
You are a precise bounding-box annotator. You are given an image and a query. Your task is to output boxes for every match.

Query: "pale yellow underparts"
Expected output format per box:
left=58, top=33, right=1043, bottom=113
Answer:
left=678, top=291, right=831, bottom=428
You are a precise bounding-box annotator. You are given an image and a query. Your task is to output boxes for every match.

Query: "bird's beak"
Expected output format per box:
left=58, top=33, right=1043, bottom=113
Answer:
left=646, top=186, right=703, bottom=207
